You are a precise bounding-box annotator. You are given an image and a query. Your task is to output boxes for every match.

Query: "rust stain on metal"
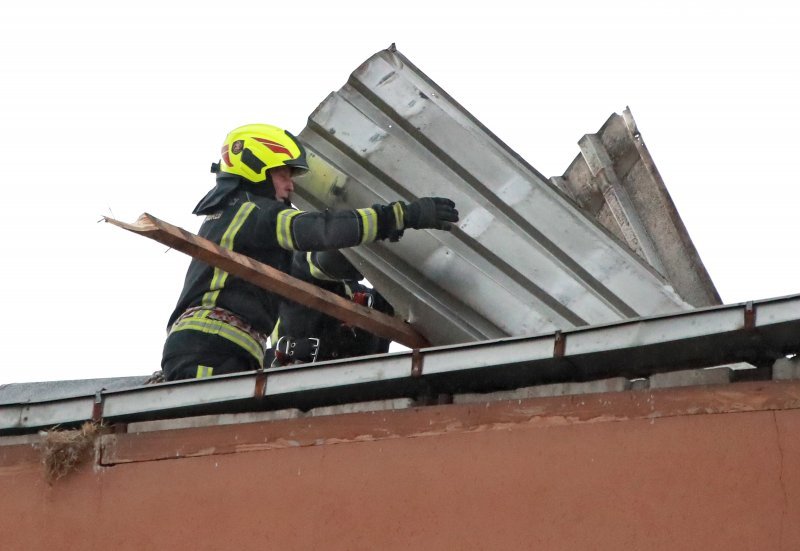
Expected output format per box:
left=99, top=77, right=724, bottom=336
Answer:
left=411, top=349, right=423, bottom=377
left=91, top=392, right=104, bottom=423
left=553, top=331, right=566, bottom=358
left=744, top=301, right=756, bottom=330
left=254, top=370, right=267, bottom=399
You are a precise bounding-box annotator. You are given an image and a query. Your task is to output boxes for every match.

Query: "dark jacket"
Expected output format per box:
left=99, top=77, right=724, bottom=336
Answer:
left=164, top=175, right=402, bottom=371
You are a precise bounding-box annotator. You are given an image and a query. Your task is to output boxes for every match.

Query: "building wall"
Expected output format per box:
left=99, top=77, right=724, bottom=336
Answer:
left=1, top=380, right=799, bottom=550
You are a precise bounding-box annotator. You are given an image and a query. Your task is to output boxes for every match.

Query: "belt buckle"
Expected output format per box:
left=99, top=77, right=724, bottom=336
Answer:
left=309, top=338, right=320, bottom=362
left=276, top=336, right=294, bottom=357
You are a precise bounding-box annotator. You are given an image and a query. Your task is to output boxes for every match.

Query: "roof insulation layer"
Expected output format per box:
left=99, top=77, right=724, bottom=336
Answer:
left=295, top=46, right=691, bottom=346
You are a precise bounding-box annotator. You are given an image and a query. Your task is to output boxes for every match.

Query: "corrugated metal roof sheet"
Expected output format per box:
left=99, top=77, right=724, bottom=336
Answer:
left=294, top=46, right=691, bottom=346
left=552, top=107, right=721, bottom=307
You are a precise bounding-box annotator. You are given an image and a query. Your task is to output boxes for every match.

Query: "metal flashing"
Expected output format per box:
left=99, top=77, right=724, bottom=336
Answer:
left=1, top=294, right=797, bottom=435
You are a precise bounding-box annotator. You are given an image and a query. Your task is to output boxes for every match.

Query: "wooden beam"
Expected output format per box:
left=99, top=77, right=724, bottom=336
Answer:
left=104, top=213, right=430, bottom=349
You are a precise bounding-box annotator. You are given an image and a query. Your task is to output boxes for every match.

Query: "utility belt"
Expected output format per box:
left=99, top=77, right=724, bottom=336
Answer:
left=170, top=306, right=269, bottom=365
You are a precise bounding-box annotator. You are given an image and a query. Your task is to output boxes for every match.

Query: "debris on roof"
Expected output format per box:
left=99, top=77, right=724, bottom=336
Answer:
left=38, top=421, right=99, bottom=483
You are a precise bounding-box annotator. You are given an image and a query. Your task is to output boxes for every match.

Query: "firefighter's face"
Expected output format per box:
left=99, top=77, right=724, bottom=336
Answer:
left=270, top=166, right=294, bottom=200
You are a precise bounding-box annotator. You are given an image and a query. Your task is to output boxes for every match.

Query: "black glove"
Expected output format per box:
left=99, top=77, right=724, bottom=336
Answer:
left=403, top=197, right=459, bottom=231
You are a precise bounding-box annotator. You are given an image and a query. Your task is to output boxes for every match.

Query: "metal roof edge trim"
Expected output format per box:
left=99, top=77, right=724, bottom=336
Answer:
left=1, top=294, right=798, bottom=434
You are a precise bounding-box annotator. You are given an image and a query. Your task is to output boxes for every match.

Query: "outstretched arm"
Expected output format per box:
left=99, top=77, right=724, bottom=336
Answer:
left=275, top=198, right=458, bottom=252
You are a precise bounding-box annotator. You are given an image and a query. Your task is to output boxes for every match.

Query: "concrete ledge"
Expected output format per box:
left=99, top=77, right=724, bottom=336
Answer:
left=127, top=409, right=303, bottom=433
left=0, top=433, right=40, bottom=447
left=308, top=399, right=414, bottom=417
left=453, top=377, right=630, bottom=404
left=649, top=367, right=731, bottom=390
left=773, top=357, right=800, bottom=380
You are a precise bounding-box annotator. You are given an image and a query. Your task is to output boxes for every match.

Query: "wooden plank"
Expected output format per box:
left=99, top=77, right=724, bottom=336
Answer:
left=104, top=213, right=429, bottom=349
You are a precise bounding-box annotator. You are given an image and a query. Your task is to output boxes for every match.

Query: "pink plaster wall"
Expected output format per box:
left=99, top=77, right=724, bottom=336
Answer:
left=1, top=381, right=798, bottom=550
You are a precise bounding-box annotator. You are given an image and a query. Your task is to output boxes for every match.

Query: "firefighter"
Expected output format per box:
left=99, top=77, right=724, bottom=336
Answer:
left=267, top=250, right=393, bottom=367
left=162, top=123, right=458, bottom=381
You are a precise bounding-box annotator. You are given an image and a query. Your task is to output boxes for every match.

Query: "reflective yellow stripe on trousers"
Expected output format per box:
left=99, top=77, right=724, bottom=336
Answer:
left=196, top=365, right=214, bottom=378
left=171, top=312, right=264, bottom=366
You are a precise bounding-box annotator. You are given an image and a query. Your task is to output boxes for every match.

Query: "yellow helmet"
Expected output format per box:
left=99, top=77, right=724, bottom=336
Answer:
left=218, top=123, right=308, bottom=183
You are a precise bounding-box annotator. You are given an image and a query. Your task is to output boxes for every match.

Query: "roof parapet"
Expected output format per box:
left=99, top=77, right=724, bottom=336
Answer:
left=2, top=294, right=798, bottom=435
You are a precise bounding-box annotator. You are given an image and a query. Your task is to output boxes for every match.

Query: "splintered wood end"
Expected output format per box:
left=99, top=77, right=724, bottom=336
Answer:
left=103, top=213, right=158, bottom=232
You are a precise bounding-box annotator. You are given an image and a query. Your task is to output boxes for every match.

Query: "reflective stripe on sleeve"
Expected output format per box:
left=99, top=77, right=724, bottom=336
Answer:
left=201, top=202, right=257, bottom=307
left=357, top=208, right=378, bottom=244
left=392, top=202, right=405, bottom=231
left=307, top=252, right=337, bottom=281
left=276, top=209, right=302, bottom=250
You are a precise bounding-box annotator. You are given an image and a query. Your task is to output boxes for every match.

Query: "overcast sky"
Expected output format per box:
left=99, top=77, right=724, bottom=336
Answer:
left=1, top=1, right=798, bottom=384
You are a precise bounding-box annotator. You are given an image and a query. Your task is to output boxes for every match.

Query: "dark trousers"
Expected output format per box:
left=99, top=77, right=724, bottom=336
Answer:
left=161, top=329, right=260, bottom=381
